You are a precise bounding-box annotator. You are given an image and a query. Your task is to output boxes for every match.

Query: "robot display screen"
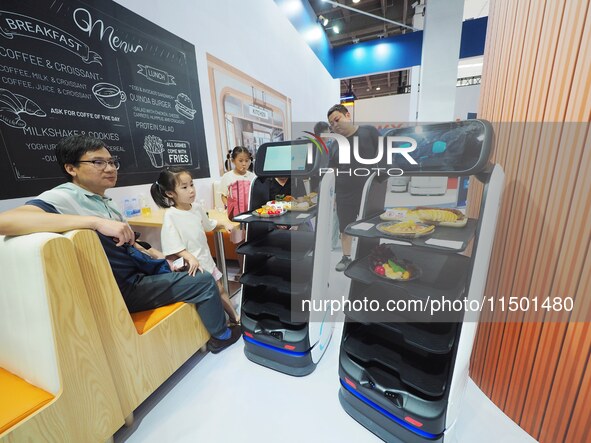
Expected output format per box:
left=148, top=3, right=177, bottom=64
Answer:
left=263, top=144, right=309, bottom=172
left=384, top=120, right=492, bottom=175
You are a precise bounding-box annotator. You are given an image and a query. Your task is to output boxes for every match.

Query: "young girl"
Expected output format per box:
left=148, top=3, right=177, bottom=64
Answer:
left=220, top=146, right=255, bottom=280
left=151, top=167, right=240, bottom=325
left=220, top=146, right=255, bottom=208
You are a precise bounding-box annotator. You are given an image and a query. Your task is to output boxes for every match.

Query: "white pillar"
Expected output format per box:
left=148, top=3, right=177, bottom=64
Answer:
left=417, top=0, right=464, bottom=122
left=408, top=1, right=425, bottom=122
left=408, top=65, right=421, bottom=122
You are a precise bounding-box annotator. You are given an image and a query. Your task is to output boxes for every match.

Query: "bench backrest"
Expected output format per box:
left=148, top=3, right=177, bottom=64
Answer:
left=0, top=233, right=63, bottom=395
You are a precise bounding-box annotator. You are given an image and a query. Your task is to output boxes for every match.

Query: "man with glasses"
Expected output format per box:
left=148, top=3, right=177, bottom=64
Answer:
left=0, top=135, right=240, bottom=354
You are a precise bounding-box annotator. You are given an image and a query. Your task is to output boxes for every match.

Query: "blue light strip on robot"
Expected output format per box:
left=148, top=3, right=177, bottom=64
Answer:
left=243, top=336, right=309, bottom=357
left=340, top=379, right=443, bottom=440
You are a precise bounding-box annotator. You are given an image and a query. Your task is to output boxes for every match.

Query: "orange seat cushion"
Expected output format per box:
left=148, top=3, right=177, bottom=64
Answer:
left=0, top=367, right=55, bottom=434
left=130, top=302, right=185, bottom=334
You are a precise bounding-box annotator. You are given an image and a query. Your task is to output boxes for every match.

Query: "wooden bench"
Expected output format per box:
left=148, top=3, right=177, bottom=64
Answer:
left=0, top=233, right=123, bottom=442
left=66, top=230, right=210, bottom=423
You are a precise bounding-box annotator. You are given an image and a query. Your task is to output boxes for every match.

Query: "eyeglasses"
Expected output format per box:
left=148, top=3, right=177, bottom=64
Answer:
left=76, top=159, right=120, bottom=170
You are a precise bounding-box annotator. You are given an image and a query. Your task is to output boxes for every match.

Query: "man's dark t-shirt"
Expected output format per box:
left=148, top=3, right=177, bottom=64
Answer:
left=329, top=125, right=380, bottom=202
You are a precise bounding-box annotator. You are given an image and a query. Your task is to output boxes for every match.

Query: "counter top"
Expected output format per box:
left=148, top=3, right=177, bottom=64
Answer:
left=127, top=208, right=238, bottom=229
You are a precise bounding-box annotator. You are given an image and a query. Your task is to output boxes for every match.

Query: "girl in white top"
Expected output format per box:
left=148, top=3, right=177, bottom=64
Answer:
left=220, top=146, right=255, bottom=280
left=151, top=167, right=240, bottom=324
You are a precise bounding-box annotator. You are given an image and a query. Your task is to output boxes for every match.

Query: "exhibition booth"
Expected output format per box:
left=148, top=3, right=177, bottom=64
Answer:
left=0, top=1, right=588, bottom=442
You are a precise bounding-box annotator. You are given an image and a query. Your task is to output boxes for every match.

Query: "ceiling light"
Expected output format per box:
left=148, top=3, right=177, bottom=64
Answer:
left=352, top=0, right=361, bottom=3
left=322, top=0, right=418, bottom=32
left=376, top=86, right=381, bottom=91
left=333, top=25, right=340, bottom=34
left=352, top=37, right=360, bottom=44
left=318, top=15, right=329, bottom=26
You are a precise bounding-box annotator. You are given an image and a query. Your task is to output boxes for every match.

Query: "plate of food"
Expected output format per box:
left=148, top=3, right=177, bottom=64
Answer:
left=379, top=207, right=467, bottom=227
left=407, top=207, right=467, bottom=227
left=289, top=201, right=317, bottom=211
left=290, top=193, right=318, bottom=211
left=369, top=245, right=419, bottom=281
left=302, top=192, right=318, bottom=205
left=274, top=193, right=318, bottom=212
left=273, top=195, right=295, bottom=202
left=379, top=207, right=410, bottom=221
left=266, top=200, right=292, bottom=211
left=376, top=220, right=435, bottom=238
left=253, top=205, right=287, bottom=217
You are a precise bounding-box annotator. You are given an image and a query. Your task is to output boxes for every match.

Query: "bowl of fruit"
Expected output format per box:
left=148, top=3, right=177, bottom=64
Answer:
left=369, top=244, right=420, bottom=281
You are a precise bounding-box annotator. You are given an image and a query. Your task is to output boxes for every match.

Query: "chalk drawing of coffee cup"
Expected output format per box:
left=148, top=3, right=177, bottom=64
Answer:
left=92, top=82, right=127, bottom=109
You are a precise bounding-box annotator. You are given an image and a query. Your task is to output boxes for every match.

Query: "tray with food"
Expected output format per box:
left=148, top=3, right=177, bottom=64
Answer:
left=288, top=201, right=317, bottom=212
left=379, top=207, right=466, bottom=227
left=369, top=245, right=420, bottom=281
left=252, top=204, right=287, bottom=218
left=376, top=220, right=435, bottom=238
left=285, top=192, right=318, bottom=212
left=407, top=207, right=467, bottom=227
left=379, top=208, right=410, bottom=221
left=265, top=200, right=292, bottom=210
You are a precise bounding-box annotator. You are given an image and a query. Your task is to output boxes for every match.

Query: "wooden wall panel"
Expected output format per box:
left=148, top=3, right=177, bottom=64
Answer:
left=542, top=322, right=591, bottom=443
left=563, top=249, right=591, bottom=442
left=481, top=0, right=537, bottom=398
left=565, top=352, right=591, bottom=443
left=469, top=1, right=591, bottom=442
left=468, top=0, right=507, bottom=384
left=487, top=0, right=541, bottom=399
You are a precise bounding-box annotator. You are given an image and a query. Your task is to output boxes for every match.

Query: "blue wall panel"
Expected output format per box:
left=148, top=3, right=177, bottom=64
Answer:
left=332, top=17, right=487, bottom=78
left=275, top=1, right=487, bottom=79
left=459, top=17, right=488, bottom=58
left=332, top=31, right=423, bottom=78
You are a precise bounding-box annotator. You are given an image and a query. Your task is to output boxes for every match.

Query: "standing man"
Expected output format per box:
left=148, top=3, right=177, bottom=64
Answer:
left=313, top=121, right=339, bottom=250
left=326, top=104, right=379, bottom=271
left=0, top=135, right=241, bottom=354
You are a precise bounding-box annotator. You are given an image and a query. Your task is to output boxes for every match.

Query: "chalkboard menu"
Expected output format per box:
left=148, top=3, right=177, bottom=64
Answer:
left=0, top=0, right=209, bottom=199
